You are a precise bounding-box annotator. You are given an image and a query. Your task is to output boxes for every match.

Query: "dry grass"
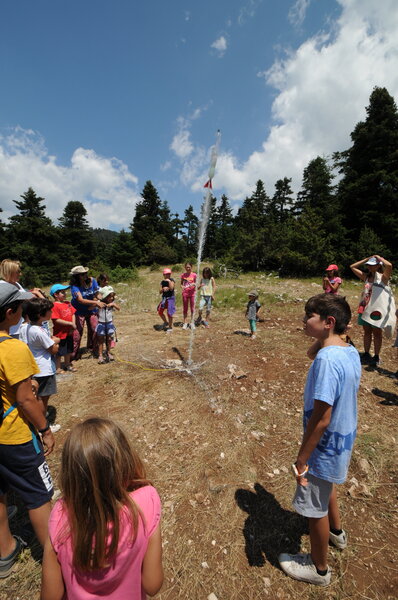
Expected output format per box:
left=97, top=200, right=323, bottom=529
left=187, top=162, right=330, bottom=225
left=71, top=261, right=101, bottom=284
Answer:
left=1, top=269, right=397, bottom=600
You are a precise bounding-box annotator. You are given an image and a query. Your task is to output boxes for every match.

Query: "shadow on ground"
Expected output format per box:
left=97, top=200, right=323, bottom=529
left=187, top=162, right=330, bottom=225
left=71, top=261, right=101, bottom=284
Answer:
left=371, top=387, right=398, bottom=406
left=235, top=483, right=307, bottom=568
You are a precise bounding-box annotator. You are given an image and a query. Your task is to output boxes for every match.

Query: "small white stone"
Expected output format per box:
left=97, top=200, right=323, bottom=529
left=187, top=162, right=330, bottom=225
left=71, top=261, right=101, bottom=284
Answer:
left=220, top=452, right=225, bottom=459
left=211, top=540, right=216, bottom=546
left=201, top=561, right=209, bottom=568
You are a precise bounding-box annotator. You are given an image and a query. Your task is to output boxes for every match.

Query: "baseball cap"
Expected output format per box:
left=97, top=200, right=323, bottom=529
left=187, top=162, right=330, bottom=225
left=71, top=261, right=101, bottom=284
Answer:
left=248, top=290, right=258, bottom=298
left=50, top=284, right=70, bottom=297
left=99, top=285, right=114, bottom=299
left=365, top=257, right=382, bottom=266
left=326, top=264, right=338, bottom=271
left=0, top=282, right=34, bottom=308
left=163, top=268, right=172, bottom=275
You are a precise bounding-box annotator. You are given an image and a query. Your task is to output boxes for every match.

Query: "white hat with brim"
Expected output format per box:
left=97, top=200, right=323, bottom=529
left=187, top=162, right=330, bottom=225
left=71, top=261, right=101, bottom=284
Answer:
left=365, top=257, right=382, bottom=266
left=0, top=282, right=34, bottom=309
left=99, top=285, right=114, bottom=300
left=69, top=265, right=89, bottom=276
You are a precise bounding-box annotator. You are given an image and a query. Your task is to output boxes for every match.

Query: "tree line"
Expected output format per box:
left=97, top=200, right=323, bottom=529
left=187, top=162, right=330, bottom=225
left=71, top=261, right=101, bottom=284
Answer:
left=1, top=87, right=397, bottom=286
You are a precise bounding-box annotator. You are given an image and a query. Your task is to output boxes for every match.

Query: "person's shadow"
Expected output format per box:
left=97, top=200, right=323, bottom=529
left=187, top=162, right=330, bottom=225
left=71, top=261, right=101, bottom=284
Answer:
left=235, top=483, right=307, bottom=568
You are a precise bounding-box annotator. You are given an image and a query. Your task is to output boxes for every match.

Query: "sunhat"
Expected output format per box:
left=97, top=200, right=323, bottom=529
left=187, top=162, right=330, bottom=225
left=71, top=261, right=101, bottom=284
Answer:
left=50, top=284, right=70, bottom=297
left=0, top=282, right=33, bottom=308
left=248, top=290, right=258, bottom=298
left=163, top=268, right=172, bottom=275
left=365, top=257, right=382, bottom=266
left=326, top=264, right=338, bottom=271
left=99, top=285, right=114, bottom=300
left=69, top=265, right=89, bottom=276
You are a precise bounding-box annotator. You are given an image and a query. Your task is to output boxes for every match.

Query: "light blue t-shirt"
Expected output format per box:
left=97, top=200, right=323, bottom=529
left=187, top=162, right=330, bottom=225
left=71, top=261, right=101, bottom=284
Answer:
left=303, top=345, right=361, bottom=484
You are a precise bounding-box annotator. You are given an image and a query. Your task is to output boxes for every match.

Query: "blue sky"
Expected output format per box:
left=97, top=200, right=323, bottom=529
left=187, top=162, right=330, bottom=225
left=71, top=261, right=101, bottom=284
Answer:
left=1, top=0, right=397, bottom=230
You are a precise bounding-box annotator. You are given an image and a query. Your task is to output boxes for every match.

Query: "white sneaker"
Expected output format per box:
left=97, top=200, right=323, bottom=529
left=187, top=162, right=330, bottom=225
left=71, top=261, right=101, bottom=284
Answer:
left=182, top=323, right=188, bottom=330
left=166, top=328, right=173, bottom=333
left=278, top=553, right=331, bottom=586
left=50, top=424, right=61, bottom=433
left=329, top=529, right=347, bottom=550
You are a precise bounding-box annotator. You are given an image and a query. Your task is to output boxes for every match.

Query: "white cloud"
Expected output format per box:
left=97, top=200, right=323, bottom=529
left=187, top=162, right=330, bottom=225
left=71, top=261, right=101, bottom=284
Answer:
left=169, top=105, right=212, bottom=172
left=288, top=0, right=311, bottom=28
left=160, top=160, right=172, bottom=172
left=238, top=0, right=263, bottom=25
left=211, top=35, right=227, bottom=57
left=170, top=117, right=194, bottom=159
left=0, top=127, right=140, bottom=229
left=181, top=0, right=398, bottom=202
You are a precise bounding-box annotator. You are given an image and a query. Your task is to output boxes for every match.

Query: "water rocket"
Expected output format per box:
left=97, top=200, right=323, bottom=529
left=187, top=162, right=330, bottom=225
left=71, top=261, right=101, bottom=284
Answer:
left=204, top=129, right=221, bottom=189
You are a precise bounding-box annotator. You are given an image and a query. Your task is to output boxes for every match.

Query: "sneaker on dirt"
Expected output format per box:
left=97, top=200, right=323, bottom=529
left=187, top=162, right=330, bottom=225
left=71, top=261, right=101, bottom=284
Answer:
left=278, top=553, right=331, bottom=586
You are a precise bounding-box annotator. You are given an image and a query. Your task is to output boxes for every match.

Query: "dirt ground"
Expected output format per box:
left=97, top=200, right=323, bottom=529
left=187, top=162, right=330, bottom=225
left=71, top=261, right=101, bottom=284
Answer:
left=1, top=271, right=397, bottom=600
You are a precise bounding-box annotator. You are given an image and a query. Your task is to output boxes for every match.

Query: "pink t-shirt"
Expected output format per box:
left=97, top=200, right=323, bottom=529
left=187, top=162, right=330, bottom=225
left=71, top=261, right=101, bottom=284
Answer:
left=48, top=485, right=161, bottom=600
left=325, top=276, right=342, bottom=294
left=181, top=271, right=197, bottom=296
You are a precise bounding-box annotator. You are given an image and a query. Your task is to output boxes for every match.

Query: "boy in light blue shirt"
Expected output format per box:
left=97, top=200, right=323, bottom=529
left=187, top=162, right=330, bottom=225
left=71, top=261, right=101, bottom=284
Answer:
left=279, top=294, right=361, bottom=586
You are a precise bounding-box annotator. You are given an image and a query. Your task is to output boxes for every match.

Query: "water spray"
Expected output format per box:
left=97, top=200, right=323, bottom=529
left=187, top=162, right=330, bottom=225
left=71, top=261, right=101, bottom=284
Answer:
left=187, top=130, right=221, bottom=364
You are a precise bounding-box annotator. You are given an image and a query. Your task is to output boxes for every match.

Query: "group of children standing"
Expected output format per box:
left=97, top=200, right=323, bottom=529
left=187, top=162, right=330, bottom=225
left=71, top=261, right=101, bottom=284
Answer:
left=9, top=290, right=359, bottom=593
left=157, top=262, right=216, bottom=332
left=1, top=252, right=385, bottom=593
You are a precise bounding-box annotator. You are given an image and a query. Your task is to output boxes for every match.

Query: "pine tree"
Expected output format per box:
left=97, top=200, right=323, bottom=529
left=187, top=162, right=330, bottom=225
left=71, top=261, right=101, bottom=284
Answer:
left=203, top=195, right=218, bottom=258
left=131, top=181, right=164, bottom=263
left=8, top=188, right=62, bottom=284
left=58, top=201, right=95, bottom=264
left=337, top=87, right=398, bottom=258
left=182, top=205, right=199, bottom=255
left=109, top=229, right=141, bottom=268
left=233, top=180, right=270, bottom=269
left=270, top=177, right=294, bottom=221
left=215, top=194, right=234, bottom=257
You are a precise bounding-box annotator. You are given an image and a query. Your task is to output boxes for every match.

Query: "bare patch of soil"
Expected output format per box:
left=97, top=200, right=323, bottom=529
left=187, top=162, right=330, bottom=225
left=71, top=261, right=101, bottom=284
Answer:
left=1, top=274, right=397, bottom=600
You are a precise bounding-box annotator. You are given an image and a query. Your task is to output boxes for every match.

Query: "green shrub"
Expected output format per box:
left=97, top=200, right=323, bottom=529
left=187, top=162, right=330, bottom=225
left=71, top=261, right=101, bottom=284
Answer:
left=109, top=265, right=139, bottom=282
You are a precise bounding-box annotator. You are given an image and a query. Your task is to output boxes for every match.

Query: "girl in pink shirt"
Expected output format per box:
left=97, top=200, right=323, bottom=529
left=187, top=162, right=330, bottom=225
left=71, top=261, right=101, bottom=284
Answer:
left=41, top=418, right=163, bottom=600
left=181, top=262, right=197, bottom=329
left=322, top=264, right=342, bottom=295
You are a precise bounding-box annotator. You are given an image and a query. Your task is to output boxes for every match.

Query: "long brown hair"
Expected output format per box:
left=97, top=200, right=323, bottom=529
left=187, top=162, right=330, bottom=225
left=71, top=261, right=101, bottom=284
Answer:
left=60, top=418, right=150, bottom=571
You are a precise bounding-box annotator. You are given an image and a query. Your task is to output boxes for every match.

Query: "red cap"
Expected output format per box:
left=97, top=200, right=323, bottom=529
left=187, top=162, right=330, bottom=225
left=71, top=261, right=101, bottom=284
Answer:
left=326, top=264, right=338, bottom=271
left=163, top=268, right=172, bottom=275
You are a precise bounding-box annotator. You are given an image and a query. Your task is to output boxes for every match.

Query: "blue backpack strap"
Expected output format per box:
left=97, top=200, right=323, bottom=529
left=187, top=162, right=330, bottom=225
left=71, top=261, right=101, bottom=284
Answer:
left=3, top=402, right=18, bottom=418
left=0, top=336, right=41, bottom=454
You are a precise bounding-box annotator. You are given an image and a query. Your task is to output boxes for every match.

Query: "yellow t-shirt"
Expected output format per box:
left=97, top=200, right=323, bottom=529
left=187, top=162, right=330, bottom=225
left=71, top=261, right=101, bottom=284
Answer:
left=0, top=335, right=40, bottom=445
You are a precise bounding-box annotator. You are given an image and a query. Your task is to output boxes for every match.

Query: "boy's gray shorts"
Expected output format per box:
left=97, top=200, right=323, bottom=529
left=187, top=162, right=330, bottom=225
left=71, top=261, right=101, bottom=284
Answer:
left=293, top=473, right=333, bottom=518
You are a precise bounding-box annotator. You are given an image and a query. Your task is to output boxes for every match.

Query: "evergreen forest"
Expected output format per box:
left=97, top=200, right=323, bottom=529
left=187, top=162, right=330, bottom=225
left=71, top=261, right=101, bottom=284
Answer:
left=1, top=87, right=397, bottom=286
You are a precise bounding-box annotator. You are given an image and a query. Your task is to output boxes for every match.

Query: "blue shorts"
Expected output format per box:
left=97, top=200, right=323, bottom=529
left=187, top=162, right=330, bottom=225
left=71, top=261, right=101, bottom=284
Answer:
left=0, top=439, right=54, bottom=509
left=96, top=322, right=116, bottom=337
left=199, top=296, right=212, bottom=311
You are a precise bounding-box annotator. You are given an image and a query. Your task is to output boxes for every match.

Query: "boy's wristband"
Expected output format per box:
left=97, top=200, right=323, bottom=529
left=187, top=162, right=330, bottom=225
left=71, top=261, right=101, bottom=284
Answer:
left=291, top=463, right=309, bottom=478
